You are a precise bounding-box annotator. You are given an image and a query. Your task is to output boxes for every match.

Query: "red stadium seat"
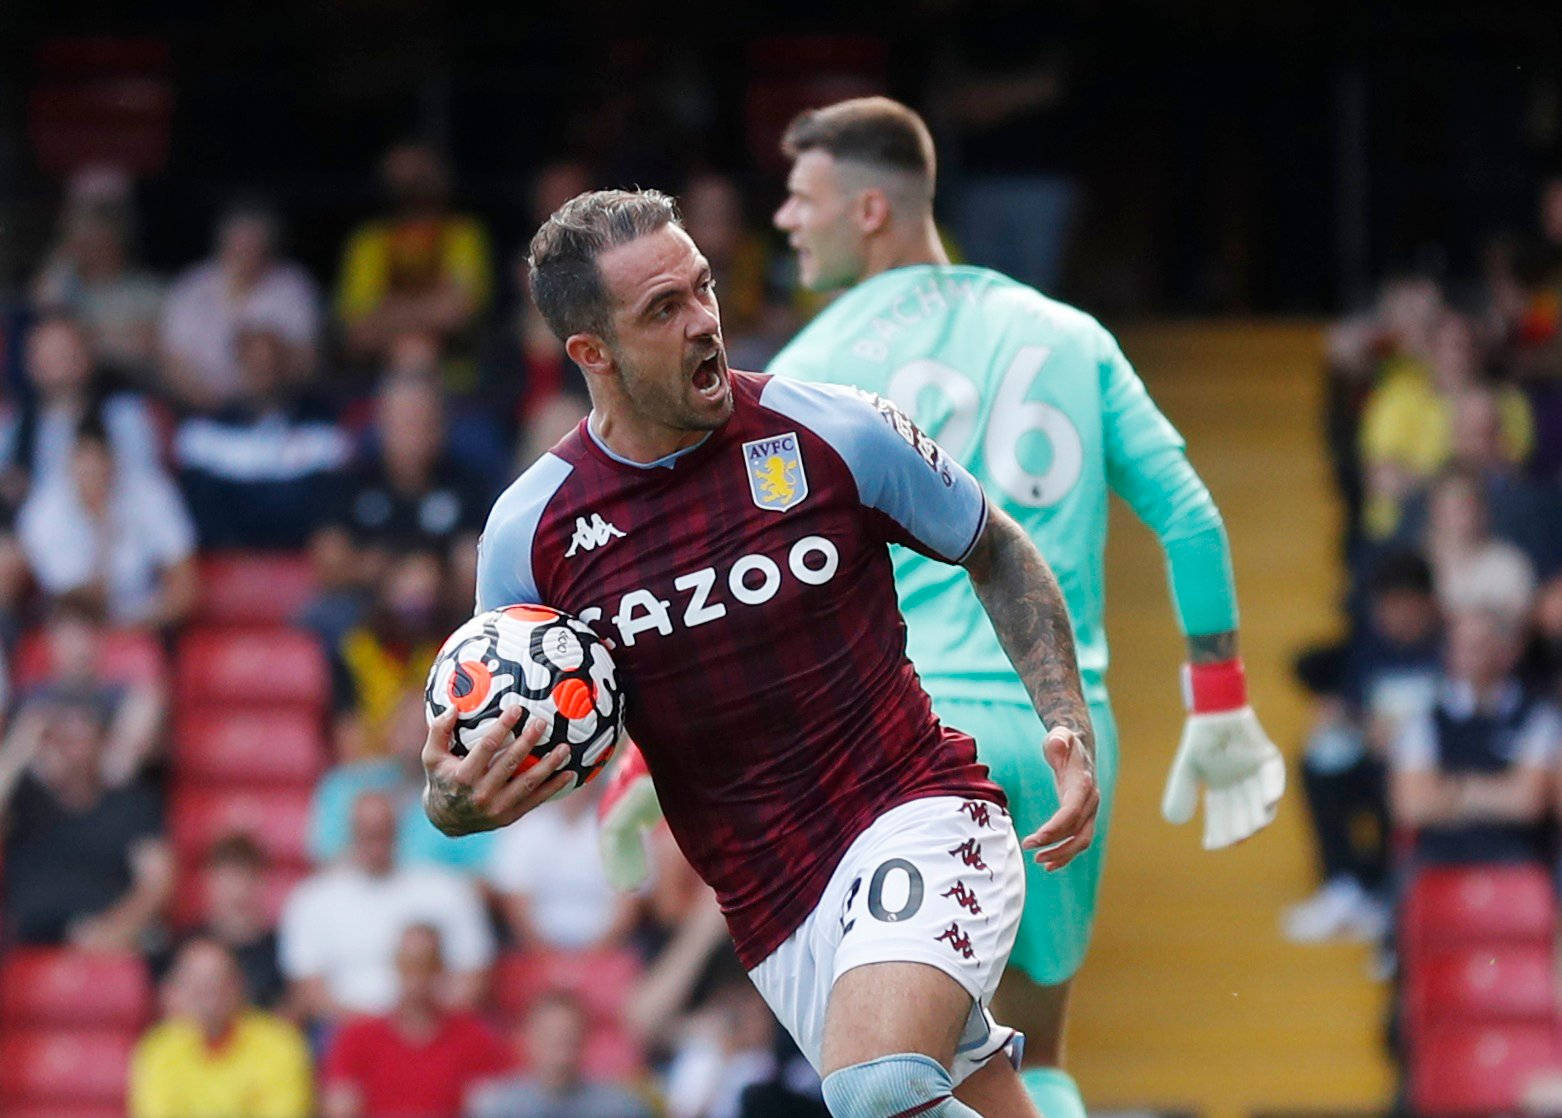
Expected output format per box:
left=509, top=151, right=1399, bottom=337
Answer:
left=11, top=627, right=166, bottom=691
left=171, top=861, right=308, bottom=930
left=1407, top=943, right=1557, bottom=1024
left=173, top=704, right=325, bottom=787
left=175, top=627, right=329, bottom=708
left=5, top=1106, right=127, bottom=1118
left=169, top=785, right=315, bottom=867
left=0, top=1028, right=134, bottom=1109
left=494, top=946, right=643, bottom=1024
left=0, top=949, right=150, bottom=1029
left=197, top=552, right=317, bottom=625
left=1411, top=1022, right=1561, bottom=1115
left=1401, top=864, right=1556, bottom=962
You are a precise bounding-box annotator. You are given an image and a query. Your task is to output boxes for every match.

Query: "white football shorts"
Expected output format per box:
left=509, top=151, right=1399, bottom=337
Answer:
left=747, top=794, right=1026, bottom=1086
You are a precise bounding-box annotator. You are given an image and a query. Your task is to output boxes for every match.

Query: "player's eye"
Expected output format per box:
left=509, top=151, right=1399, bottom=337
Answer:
left=699, top=277, right=716, bottom=296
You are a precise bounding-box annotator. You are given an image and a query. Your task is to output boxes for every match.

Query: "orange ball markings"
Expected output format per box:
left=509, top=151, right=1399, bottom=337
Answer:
left=551, top=677, right=596, bottom=720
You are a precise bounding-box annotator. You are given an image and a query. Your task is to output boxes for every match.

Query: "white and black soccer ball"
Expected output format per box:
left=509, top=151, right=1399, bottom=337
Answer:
left=424, top=604, right=626, bottom=796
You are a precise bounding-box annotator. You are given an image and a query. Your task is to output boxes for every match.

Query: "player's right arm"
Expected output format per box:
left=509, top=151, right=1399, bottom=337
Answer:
left=422, top=469, right=576, bottom=836
left=1098, top=330, right=1285, bottom=849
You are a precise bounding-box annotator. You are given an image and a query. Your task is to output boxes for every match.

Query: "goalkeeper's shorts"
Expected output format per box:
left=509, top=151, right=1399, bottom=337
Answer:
left=931, top=695, right=1120, bottom=986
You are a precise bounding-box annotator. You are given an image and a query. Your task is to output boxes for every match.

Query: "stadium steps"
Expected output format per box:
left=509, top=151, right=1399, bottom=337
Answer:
left=1063, top=322, right=1394, bottom=1117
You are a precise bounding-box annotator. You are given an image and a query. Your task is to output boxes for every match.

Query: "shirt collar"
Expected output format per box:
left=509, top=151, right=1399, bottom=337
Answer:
left=584, top=413, right=711, bottom=470
left=1441, top=677, right=1523, bottom=719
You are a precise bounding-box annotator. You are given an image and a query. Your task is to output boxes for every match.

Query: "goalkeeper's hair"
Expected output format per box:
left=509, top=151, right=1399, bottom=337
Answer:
left=527, top=188, right=682, bottom=342
left=781, top=97, right=936, bottom=202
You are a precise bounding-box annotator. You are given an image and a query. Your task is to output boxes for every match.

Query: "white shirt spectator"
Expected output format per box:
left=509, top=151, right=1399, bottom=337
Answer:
left=1390, top=680, right=1562, bottom=772
left=159, top=260, right=319, bottom=403
left=278, top=863, right=494, bottom=1014
left=487, top=801, right=619, bottom=949
left=17, top=465, right=195, bottom=625
left=0, top=395, right=162, bottom=489
left=1436, top=540, right=1536, bottom=622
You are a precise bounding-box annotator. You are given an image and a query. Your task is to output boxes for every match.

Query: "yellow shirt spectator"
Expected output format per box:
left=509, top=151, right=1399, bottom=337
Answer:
left=335, top=216, right=493, bottom=324
left=1360, top=360, right=1533, bottom=537
left=129, top=1009, right=312, bottom=1118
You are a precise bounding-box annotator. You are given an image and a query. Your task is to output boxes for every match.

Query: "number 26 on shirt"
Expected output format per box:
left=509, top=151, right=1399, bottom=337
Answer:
left=887, top=345, right=1083, bottom=509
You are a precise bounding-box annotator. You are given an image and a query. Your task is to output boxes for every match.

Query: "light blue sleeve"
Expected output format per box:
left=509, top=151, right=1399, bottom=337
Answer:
left=759, top=376, right=988, bottom=563
left=474, top=453, right=573, bottom=612
left=1099, top=331, right=1239, bottom=637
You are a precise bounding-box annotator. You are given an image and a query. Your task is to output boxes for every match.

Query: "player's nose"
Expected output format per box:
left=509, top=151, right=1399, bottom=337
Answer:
left=687, top=294, right=720, bottom=338
left=773, top=199, right=794, bottom=231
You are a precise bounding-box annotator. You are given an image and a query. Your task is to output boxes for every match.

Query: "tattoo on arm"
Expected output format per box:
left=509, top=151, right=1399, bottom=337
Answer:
left=964, top=505, right=1095, bottom=758
left=1187, top=630, right=1238, bottom=664
left=424, top=776, right=491, bottom=837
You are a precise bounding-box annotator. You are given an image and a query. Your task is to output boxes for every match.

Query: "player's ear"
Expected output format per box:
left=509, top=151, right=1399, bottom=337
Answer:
left=565, top=333, right=614, bottom=379
left=856, top=188, right=892, bottom=236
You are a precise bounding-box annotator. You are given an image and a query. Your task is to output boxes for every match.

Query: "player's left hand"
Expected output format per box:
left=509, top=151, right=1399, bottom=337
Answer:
left=1021, top=726, right=1099, bottom=871
left=1162, top=706, right=1286, bottom=850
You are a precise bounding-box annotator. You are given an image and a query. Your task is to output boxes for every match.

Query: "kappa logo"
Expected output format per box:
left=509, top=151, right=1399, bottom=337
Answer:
left=742, top=432, right=808, bottom=512
left=935, top=922, right=976, bottom=960
left=943, top=882, right=982, bottom=916
left=565, top=514, right=625, bottom=558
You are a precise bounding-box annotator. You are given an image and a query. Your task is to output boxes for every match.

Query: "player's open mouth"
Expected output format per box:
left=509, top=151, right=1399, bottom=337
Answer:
left=692, top=350, right=727, bottom=400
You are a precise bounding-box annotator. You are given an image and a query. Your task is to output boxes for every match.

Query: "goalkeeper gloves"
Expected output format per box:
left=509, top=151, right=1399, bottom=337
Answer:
left=596, top=740, right=662, bottom=890
left=1161, top=658, right=1285, bottom=849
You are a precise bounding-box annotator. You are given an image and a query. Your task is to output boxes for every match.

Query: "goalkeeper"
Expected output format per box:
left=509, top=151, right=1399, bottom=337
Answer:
left=602, top=96, right=1284, bottom=1118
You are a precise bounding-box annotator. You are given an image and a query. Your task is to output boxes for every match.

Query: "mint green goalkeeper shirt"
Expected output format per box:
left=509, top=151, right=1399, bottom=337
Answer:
left=767, top=265, right=1237, bottom=710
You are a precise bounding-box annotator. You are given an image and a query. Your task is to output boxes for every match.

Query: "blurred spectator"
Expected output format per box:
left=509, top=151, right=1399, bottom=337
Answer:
left=130, top=936, right=312, bottom=1118
left=330, top=549, right=453, bottom=761
left=159, top=200, right=321, bottom=410
left=14, top=591, right=166, bottom=787
left=467, top=990, right=653, bottom=1118
left=322, top=923, right=510, bottom=1118
left=1417, top=467, right=1537, bottom=620
left=488, top=782, right=639, bottom=951
left=335, top=141, right=493, bottom=385
left=279, top=790, right=495, bottom=1022
left=173, top=320, right=352, bottom=548
left=663, top=975, right=824, bottom=1118
left=0, top=314, right=163, bottom=502
left=318, top=372, right=490, bottom=600
left=310, top=684, right=497, bottom=874
left=1359, top=312, right=1533, bottom=537
left=31, top=196, right=164, bottom=383
left=19, top=415, right=198, bottom=628
left=1388, top=607, right=1558, bottom=866
left=682, top=171, right=777, bottom=364
left=1284, top=550, right=1442, bottom=943
left=1325, top=274, right=1445, bottom=548
left=179, top=834, right=286, bottom=1010
left=477, top=161, right=591, bottom=427
left=0, top=688, right=171, bottom=948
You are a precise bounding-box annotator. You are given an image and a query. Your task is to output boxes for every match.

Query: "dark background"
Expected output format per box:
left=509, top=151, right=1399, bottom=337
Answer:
left=1, top=0, right=1559, bottom=315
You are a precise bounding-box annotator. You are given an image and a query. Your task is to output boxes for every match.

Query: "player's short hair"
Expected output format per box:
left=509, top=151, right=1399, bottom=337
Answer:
left=527, top=189, right=682, bottom=341
left=781, top=97, right=936, bottom=191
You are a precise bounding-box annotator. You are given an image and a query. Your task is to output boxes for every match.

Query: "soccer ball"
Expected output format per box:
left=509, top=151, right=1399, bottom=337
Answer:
left=424, top=604, right=626, bottom=795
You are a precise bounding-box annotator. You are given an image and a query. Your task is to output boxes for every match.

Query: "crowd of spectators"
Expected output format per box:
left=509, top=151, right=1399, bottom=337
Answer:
left=1287, top=175, right=1562, bottom=1094
left=0, top=141, right=825, bottom=1117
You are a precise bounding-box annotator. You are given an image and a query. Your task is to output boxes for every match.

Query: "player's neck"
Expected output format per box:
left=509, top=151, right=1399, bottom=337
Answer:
left=589, top=406, right=708, bottom=465
left=861, top=219, right=948, bottom=280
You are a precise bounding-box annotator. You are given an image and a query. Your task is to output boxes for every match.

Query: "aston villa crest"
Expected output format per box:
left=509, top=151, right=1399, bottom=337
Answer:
left=742, top=432, right=808, bottom=513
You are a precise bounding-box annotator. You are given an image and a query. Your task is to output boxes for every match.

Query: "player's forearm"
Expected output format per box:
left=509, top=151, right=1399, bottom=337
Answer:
left=964, top=505, right=1093, bottom=753
left=1187, top=630, right=1238, bottom=664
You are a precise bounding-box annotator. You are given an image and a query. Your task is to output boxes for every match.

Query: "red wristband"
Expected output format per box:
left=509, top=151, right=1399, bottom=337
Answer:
left=1182, top=658, right=1248, bottom=713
